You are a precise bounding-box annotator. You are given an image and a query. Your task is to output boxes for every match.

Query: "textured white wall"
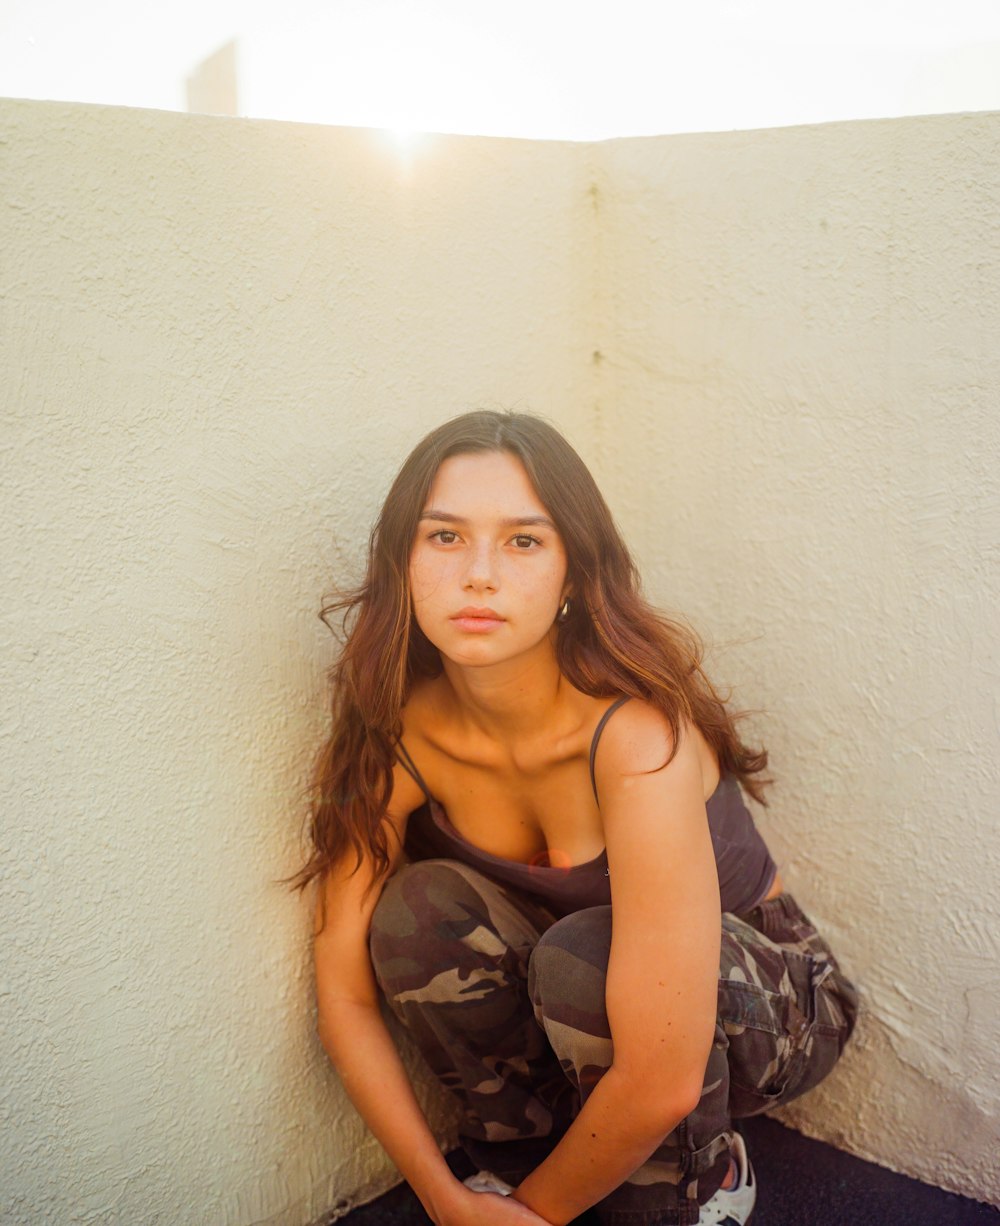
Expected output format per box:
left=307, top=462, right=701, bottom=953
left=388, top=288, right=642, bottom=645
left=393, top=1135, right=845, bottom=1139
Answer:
left=1, top=100, right=597, bottom=1225
left=594, top=113, right=1000, bottom=1204
left=4, top=98, right=998, bottom=1224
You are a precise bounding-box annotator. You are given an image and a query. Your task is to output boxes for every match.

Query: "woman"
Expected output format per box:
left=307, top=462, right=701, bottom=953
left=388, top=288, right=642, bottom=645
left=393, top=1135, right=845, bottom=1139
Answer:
left=297, top=411, right=857, bottom=1226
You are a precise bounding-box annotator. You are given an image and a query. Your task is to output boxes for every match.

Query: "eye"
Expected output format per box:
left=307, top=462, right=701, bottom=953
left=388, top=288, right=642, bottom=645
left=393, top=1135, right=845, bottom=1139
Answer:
left=430, top=529, right=459, bottom=545
left=511, top=533, right=542, bottom=549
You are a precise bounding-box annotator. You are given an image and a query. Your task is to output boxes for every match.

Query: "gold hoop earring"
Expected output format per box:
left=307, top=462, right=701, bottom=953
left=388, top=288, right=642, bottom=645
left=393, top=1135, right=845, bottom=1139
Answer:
left=557, top=597, right=571, bottom=623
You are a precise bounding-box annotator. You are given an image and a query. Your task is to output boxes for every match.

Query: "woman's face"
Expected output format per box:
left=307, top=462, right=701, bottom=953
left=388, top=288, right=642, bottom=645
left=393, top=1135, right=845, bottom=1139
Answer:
left=409, top=450, right=569, bottom=671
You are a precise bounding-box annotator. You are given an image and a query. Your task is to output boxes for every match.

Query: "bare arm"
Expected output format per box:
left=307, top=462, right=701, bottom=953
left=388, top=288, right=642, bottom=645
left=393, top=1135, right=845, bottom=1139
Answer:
left=512, top=706, right=721, bottom=1225
left=314, top=765, right=551, bottom=1226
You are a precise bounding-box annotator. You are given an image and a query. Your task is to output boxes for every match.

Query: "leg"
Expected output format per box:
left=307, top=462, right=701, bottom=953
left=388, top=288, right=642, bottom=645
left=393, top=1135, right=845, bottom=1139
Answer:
left=723, top=892, right=858, bottom=1118
left=528, top=906, right=709, bottom=1226
left=369, top=859, right=577, bottom=1182
left=528, top=896, right=858, bottom=1225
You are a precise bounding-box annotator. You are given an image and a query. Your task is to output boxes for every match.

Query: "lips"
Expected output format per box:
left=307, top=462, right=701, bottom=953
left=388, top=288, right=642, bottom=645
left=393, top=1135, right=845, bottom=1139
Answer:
left=450, top=606, right=506, bottom=632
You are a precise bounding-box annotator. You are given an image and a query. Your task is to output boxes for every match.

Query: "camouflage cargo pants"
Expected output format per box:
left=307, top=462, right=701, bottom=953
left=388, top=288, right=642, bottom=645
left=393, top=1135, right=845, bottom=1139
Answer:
left=370, top=859, right=858, bottom=1225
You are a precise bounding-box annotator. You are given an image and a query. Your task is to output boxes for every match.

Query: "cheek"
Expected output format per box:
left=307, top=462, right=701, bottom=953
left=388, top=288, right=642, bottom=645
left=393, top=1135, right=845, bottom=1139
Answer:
left=408, top=551, right=445, bottom=607
left=518, top=561, right=566, bottom=613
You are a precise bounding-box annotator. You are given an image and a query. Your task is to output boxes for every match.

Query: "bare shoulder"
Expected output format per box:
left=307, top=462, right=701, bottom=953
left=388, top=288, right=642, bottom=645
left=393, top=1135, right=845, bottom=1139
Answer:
left=595, top=699, right=680, bottom=770
left=314, top=756, right=423, bottom=938
left=593, top=700, right=712, bottom=796
left=387, top=757, right=428, bottom=821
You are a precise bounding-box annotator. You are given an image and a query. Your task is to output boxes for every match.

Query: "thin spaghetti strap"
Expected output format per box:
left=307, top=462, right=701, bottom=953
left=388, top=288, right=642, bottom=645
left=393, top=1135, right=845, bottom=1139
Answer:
left=394, top=740, right=435, bottom=803
left=589, top=696, right=632, bottom=803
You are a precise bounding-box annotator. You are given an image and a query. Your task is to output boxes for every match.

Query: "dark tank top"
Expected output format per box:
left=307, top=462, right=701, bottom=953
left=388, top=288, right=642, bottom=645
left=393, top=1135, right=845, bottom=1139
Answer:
left=399, top=697, right=777, bottom=917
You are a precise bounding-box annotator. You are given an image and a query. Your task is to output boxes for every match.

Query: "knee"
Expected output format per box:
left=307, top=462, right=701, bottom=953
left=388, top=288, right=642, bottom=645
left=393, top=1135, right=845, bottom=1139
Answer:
left=528, top=907, right=611, bottom=1018
left=370, top=858, right=471, bottom=949
left=369, top=859, right=504, bottom=988
left=368, top=860, right=454, bottom=1000
left=528, top=908, right=613, bottom=1082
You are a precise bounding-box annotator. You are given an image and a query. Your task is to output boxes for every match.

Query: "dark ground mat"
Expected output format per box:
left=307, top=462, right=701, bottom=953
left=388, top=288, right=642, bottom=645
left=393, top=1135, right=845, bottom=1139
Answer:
left=333, top=1114, right=999, bottom=1225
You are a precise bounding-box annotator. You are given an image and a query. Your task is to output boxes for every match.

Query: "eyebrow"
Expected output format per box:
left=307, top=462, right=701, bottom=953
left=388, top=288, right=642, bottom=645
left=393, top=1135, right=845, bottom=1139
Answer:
left=419, top=510, right=557, bottom=530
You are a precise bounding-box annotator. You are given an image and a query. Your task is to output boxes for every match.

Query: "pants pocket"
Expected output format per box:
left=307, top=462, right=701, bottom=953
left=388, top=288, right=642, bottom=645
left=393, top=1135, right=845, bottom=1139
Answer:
left=720, top=978, right=799, bottom=1117
left=778, top=957, right=859, bottom=1105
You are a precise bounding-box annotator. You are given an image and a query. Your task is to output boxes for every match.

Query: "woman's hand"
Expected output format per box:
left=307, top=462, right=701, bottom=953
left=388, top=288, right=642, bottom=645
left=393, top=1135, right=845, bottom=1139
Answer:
left=433, top=1181, right=553, bottom=1226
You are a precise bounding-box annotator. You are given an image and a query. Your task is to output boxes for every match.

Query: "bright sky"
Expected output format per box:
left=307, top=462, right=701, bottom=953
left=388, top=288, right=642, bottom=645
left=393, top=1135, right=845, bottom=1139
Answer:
left=2, top=0, right=1000, bottom=138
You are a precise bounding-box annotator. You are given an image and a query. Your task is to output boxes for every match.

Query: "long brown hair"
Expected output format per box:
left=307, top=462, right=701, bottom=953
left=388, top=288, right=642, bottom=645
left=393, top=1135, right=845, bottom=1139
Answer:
left=292, top=410, right=768, bottom=890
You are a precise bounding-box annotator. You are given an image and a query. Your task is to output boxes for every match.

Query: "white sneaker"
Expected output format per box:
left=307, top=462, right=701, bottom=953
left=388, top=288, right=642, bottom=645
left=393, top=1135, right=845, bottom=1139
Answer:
left=463, top=1170, right=514, bottom=1196
left=698, top=1131, right=756, bottom=1224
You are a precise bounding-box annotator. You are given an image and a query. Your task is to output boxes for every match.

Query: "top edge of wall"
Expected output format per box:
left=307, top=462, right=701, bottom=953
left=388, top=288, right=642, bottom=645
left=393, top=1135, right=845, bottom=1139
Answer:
left=0, top=94, right=587, bottom=150
left=592, top=107, right=1000, bottom=147
left=4, top=93, right=998, bottom=149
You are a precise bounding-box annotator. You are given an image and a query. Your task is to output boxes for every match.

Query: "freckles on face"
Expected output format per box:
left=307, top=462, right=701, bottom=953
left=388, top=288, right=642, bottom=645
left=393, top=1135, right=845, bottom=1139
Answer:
left=408, top=451, right=569, bottom=662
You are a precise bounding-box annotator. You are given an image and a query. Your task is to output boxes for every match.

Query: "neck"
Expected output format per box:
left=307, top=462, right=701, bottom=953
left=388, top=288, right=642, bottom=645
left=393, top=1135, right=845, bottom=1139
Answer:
left=440, top=637, right=569, bottom=739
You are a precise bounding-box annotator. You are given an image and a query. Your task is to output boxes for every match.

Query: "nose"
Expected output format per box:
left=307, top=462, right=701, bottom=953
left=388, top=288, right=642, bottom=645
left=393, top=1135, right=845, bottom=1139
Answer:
left=462, top=541, right=498, bottom=593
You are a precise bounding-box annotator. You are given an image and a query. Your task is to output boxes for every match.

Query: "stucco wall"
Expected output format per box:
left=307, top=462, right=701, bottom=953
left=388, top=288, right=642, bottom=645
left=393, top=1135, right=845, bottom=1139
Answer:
left=4, top=98, right=998, bottom=1223
left=594, top=113, right=1000, bottom=1204
left=1, top=99, right=598, bottom=1225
